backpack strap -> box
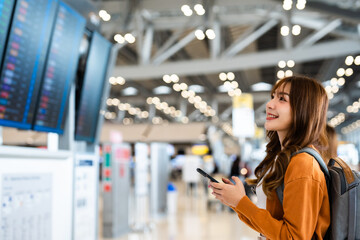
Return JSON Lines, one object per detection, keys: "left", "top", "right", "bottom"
{"left": 329, "top": 157, "right": 358, "bottom": 240}
{"left": 276, "top": 147, "right": 330, "bottom": 206}
{"left": 348, "top": 187, "right": 357, "bottom": 240}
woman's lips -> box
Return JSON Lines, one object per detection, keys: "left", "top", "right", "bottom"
{"left": 266, "top": 114, "right": 278, "bottom": 120}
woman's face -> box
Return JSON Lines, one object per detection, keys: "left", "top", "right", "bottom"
{"left": 265, "top": 83, "right": 292, "bottom": 141}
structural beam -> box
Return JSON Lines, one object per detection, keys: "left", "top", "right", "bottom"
{"left": 140, "top": 24, "right": 154, "bottom": 64}
{"left": 112, "top": 39, "right": 360, "bottom": 79}
{"left": 151, "top": 30, "right": 197, "bottom": 65}
{"left": 222, "top": 19, "right": 278, "bottom": 57}
{"left": 297, "top": 19, "right": 342, "bottom": 47}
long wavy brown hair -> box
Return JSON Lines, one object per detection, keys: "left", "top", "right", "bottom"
{"left": 246, "top": 76, "right": 329, "bottom": 198}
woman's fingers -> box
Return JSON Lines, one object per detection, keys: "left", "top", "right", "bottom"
{"left": 222, "top": 177, "right": 234, "bottom": 185}
{"left": 209, "top": 182, "right": 222, "bottom": 190}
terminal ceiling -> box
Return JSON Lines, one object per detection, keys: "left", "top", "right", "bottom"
{"left": 91, "top": 0, "right": 360, "bottom": 136}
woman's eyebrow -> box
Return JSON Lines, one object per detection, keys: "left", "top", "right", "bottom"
{"left": 277, "top": 91, "right": 290, "bottom": 96}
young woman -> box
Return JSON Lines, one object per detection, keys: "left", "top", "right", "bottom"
{"left": 210, "top": 76, "right": 330, "bottom": 239}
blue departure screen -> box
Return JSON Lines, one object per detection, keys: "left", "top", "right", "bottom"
{"left": 33, "top": 1, "right": 86, "bottom": 134}
{"left": 75, "top": 32, "right": 112, "bottom": 143}
{"left": 0, "top": 0, "right": 15, "bottom": 62}
{"left": 0, "top": 0, "right": 58, "bottom": 129}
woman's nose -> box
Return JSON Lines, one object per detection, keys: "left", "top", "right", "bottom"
{"left": 266, "top": 99, "right": 274, "bottom": 109}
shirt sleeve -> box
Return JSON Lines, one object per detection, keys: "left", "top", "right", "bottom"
{"left": 233, "top": 177, "right": 325, "bottom": 239}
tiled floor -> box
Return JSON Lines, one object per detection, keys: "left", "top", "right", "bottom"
{"left": 99, "top": 181, "right": 258, "bottom": 240}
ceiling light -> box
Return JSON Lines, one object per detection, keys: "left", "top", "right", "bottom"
{"left": 188, "top": 90, "right": 196, "bottom": 97}
{"left": 194, "top": 96, "right": 202, "bottom": 103}
{"left": 227, "top": 72, "right": 235, "bottom": 80}
{"left": 283, "top": 1, "right": 292, "bottom": 10}
{"left": 292, "top": 25, "right": 301, "bottom": 36}
{"left": 181, "top": 5, "right": 191, "bottom": 12}
{"left": 280, "top": 26, "right": 290, "bottom": 36}
{"left": 287, "top": 60, "right": 295, "bottom": 68}
{"left": 200, "top": 101, "right": 207, "bottom": 109}
{"left": 102, "top": 13, "right": 111, "bottom": 22}
{"left": 218, "top": 85, "right": 228, "bottom": 93}
{"left": 181, "top": 5, "right": 193, "bottom": 17}
{"left": 99, "top": 10, "right": 107, "bottom": 18}
{"left": 277, "top": 70, "right": 285, "bottom": 79}
{"left": 205, "top": 29, "right": 216, "bottom": 40}
{"left": 180, "top": 83, "right": 188, "bottom": 90}
{"left": 106, "top": 98, "right": 112, "bottom": 106}
{"left": 153, "top": 85, "right": 172, "bottom": 95}
{"left": 181, "top": 90, "right": 189, "bottom": 98}
{"left": 109, "top": 77, "right": 116, "bottom": 85}
{"left": 194, "top": 102, "right": 201, "bottom": 109}
{"left": 128, "top": 108, "right": 136, "bottom": 115}
{"left": 152, "top": 97, "right": 160, "bottom": 105}
{"left": 194, "top": 4, "right": 205, "bottom": 15}
{"left": 234, "top": 89, "right": 242, "bottom": 96}
{"left": 175, "top": 110, "right": 182, "bottom": 117}
{"left": 181, "top": 117, "right": 189, "bottom": 124}
{"left": 146, "top": 97, "right": 152, "bottom": 104}
{"left": 114, "top": 34, "right": 125, "bottom": 44}
{"left": 118, "top": 104, "right": 125, "bottom": 111}
{"left": 164, "top": 108, "right": 171, "bottom": 114}
{"left": 111, "top": 98, "right": 120, "bottom": 106}
{"left": 188, "top": 85, "right": 204, "bottom": 93}
{"left": 219, "top": 72, "right": 227, "bottom": 81}
{"left": 331, "top": 86, "right": 339, "bottom": 93}
{"left": 121, "top": 87, "right": 138, "bottom": 96}
{"left": 224, "top": 81, "right": 232, "bottom": 90}
{"left": 251, "top": 82, "right": 272, "bottom": 91}
{"left": 327, "top": 92, "right": 334, "bottom": 99}
{"left": 336, "top": 68, "right": 345, "bottom": 77}
{"left": 163, "top": 74, "right": 171, "bottom": 83}
{"left": 325, "top": 86, "right": 332, "bottom": 93}
{"left": 141, "top": 111, "right": 149, "bottom": 118}
{"left": 285, "top": 70, "right": 293, "bottom": 77}
{"left": 278, "top": 60, "right": 286, "bottom": 68}
{"left": 231, "top": 81, "right": 238, "bottom": 89}
{"left": 116, "top": 76, "right": 125, "bottom": 85}
{"left": 330, "top": 78, "right": 337, "bottom": 86}
{"left": 160, "top": 102, "right": 168, "bottom": 109}
{"left": 354, "top": 56, "right": 360, "bottom": 65}
{"left": 183, "top": 10, "right": 193, "bottom": 16}
{"left": 173, "top": 83, "right": 181, "bottom": 91}
{"left": 170, "top": 74, "right": 179, "bottom": 83}
{"left": 195, "top": 29, "right": 205, "bottom": 40}
{"left": 345, "top": 68, "right": 353, "bottom": 77}
{"left": 228, "top": 89, "right": 235, "bottom": 97}
{"left": 296, "top": 1, "right": 306, "bottom": 10}
{"left": 345, "top": 56, "right": 354, "bottom": 66}
{"left": 124, "top": 33, "right": 135, "bottom": 43}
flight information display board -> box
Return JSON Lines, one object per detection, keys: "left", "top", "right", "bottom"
{"left": 75, "top": 32, "right": 111, "bottom": 143}
{"left": 0, "top": 0, "right": 15, "bottom": 63}
{"left": 33, "top": 1, "right": 85, "bottom": 134}
{"left": 0, "top": 0, "right": 58, "bottom": 129}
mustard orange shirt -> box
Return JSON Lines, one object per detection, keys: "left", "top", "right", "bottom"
{"left": 233, "top": 152, "right": 330, "bottom": 239}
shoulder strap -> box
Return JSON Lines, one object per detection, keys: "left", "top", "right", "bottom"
{"left": 276, "top": 147, "right": 329, "bottom": 206}
{"left": 295, "top": 147, "right": 329, "bottom": 177}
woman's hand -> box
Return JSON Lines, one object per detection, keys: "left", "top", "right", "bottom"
{"left": 209, "top": 176, "right": 246, "bottom": 208}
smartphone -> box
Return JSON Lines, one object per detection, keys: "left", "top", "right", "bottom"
{"left": 196, "top": 168, "right": 219, "bottom": 183}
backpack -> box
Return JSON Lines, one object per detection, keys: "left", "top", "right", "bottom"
{"left": 276, "top": 147, "right": 360, "bottom": 240}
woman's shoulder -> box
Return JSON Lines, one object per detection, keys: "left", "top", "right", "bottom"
{"left": 285, "top": 152, "right": 324, "bottom": 184}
